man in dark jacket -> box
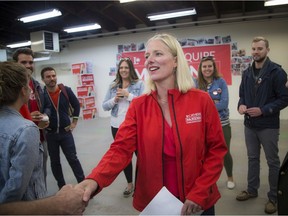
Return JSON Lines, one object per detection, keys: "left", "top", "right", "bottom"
{"left": 41, "top": 66, "right": 85, "bottom": 189}
{"left": 236, "top": 36, "right": 288, "bottom": 214}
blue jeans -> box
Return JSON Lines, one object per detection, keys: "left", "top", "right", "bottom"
{"left": 244, "top": 126, "right": 280, "bottom": 202}
{"left": 46, "top": 131, "right": 85, "bottom": 188}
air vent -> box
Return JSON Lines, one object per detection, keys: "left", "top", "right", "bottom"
{"left": 30, "top": 31, "right": 60, "bottom": 53}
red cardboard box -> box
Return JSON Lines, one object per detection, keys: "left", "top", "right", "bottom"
{"left": 77, "top": 85, "right": 94, "bottom": 97}
{"left": 83, "top": 108, "right": 97, "bottom": 120}
{"left": 81, "top": 74, "right": 94, "bottom": 85}
{"left": 72, "top": 62, "right": 93, "bottom": 75}
{"left": 84, "top": 96, "right": 95, "bottom": 109}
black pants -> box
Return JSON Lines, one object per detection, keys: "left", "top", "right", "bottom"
{"left": 46, "top": 131, "right": 85, "bottom": 189}
{"left": 111, "top": 126, "right": 133, "bottom": 184}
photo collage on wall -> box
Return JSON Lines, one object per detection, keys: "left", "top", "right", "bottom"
{"left": 111, "top": 35, "right": 253, "bottom": 80}
{"left": 109, "top": 42, "right": 146, "bottom": 76}
{"left": 71, "top": 62, "right": 97, "bottom": 120}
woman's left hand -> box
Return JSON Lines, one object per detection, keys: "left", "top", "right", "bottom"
{"left": 181, "top": 199, "right": 202, "bottom": 215}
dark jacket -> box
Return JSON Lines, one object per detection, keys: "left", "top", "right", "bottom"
{"left": 44, "top": 84, "right": 80, "bottom": 133}
{"left": 238, "top": 57, "right": 288, "bottom": 129}
{"left": 278, "top": 152, "right": 288, "bottom": 215}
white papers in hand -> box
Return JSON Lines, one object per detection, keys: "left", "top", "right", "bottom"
{"left": 140, "top": 186, "right": 183, "bottom": 215}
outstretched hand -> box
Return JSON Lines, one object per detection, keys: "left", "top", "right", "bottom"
{"left": 181, "top": 199, "right": 202, "bottom": 215}
{"left": 75, "top": 179, "right": 98, "bottom": 202}
{"left": 55, "top": 184, "right": 86, "bottom": 214}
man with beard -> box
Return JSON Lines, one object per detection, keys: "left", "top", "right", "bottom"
{"left": 236, "top": 36, "right": 288, "bottom": 214}
{"left": 41, "top": 67, "right": 85, "bottom": 189}
{"left": 13, "top": 48, "right": 51, "bottom": 186}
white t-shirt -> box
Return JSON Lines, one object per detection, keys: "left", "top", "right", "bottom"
{"left": 111, "top": 88, "right": 130, "bottom": 128}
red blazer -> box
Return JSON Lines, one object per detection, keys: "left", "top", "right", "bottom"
{"left": 87, "top": 89, "right": 227, "bottom": 211}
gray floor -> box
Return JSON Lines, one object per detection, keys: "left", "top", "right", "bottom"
{"left": 46, "top": 118, "right": 288, "bottom": 215}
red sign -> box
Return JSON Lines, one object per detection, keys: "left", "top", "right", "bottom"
{"left": 72, "top": 62, "right": 93, "bottom": 75}
{"left": 83, "top": 108, "right": 97, "bottom": 120}
{"left": 77, "top": 85, "right": 94, "bottom": 97}
{"left": 80, "top": 74, "right": 94, "bottom": 85}
{"left": 122, "top": 44, "right": 231, "bottom": 85}
{"left": 84, "top": 96, "right": 96, "bottom": 109}
{"left": 72, "top": 63, "right": 87, "bottom": 75}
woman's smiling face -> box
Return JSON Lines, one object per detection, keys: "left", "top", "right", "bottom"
{"left": 119, "top": 61, "right": 130, "bottom": 79}
{"left": 144, "top": 39, "right": 177, "bottom": 83}
{"left": 200, "top": 60, "right": 214, "bottom": 80}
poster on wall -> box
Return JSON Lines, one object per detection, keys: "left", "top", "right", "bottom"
{"left": 77, "top": 85, "right": 95, "bottom": 97}
{"left": 84, "top": 96, "right": 96, "bottom": 109}
{"left": 71, "top": 61, "right": 97, "bottom": 120}
{"left": 80, "top": 74, "right": 95, "bottom": 86}
{"left": 72, "top": 62, "right": 93, "bottom": 75}
{"left": 82, "top": 108, "right": 97, "bottom": 120}
{"left": 109, "top": 67, "right": 117, "bottom": 76}
{"left": 121, "top": 44, "right": 232, "bottom": 85}
{"left": 115, "top": 35, "right": 254, "bottom": 85}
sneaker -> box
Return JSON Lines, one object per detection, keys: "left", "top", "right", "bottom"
{"left": 227, "top": 181, "right": 235, "bottom": 189}
{"left": 236, "top": 190, "right": 258, "bottom": 201}
{"left": 265, "top": 200, "right": 277, "bottom": 214}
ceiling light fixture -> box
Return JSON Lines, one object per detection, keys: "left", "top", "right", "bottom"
{"left": 6, "top": 41, "right": 31, "bottom": 48}
{"left": 18, "top": 9, "right": 62, "bottom": 23}
{"left": 34, "top": 56, "right": 51, "bottom": 62}
{"left": 147, "top": 8, "right": 197, "bottom": 21}
{"left": 119, "top": 0, "right": 137, "bottom": 3}
{"left": 264, "top": 0, "right": 288, "bottom": 6}
{"left": 64, "top": 23, "right": 101, "bottom": 33}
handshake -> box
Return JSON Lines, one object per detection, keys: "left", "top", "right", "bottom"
{"left": 0, "top": 180, "right": 98, "bottom": 215}
{"left": 61, "top": 179, "right": 99, "bottom": 214}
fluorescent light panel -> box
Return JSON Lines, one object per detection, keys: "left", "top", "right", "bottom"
{"left": 148, "top": 8, "right": 196, "bottom": 21}
{"left": 264, "top": 0, "right": 288, "bottom": 6}
{"left": 64, "top": 23, "right": 101, "bottom": 33}
{"left": 7, "top": 41, "right": 31, "bottom": 48}
{"left": 18, "top": 9, "right": 62, "bottom": 23}
{"left": 34, "top": 56, "right": 51, "bottom": 62}
{"left": 120, "top": 0, "right": 136, "bottom": 3}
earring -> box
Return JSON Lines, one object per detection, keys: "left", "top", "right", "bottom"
{"left": 173, "top": 67, "right": 177, "bottom": 73}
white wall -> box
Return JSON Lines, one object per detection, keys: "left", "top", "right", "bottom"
{"left": 34, "top": 18, "right": 288, "bottom": 119}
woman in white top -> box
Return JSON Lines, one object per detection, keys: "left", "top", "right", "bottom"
{"left": 102, "top": 57, "right": 144, "bottom": 197}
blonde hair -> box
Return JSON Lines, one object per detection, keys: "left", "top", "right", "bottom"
{"left": 252, "top": 36, "right": 269, "bottom": 48}
{"left": 145, "top": 33, "right": 194, "bottom": 94}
